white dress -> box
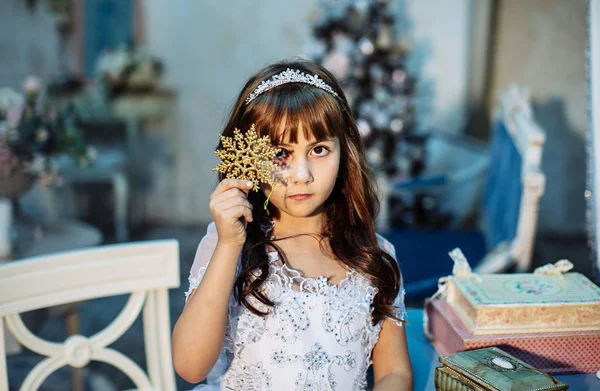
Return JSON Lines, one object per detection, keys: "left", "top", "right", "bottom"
{"left": 185, "top": 221, "right": 406, "bottom": 391}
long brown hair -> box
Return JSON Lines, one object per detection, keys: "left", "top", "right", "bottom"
{"left": 217, "top": 58, "right": 401, "bottom": 324}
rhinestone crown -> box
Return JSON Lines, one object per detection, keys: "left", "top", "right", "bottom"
{"left": 245, "top": 68, "right": 339, "bottom": 104}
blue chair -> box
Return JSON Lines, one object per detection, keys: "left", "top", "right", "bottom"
{"left": 380, "top": 85, "right": 546, "bottom": 301}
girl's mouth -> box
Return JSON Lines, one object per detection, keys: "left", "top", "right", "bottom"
{"left": 288, "top": 194, "right": 313, "bottom": 201}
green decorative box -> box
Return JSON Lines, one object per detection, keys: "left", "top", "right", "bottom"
{"left": 435, "top": 347, "right": 568, "bottom": 391}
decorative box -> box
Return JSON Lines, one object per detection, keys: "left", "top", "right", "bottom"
{"left": 445, "top": 271, "right": 600, "bottom": 333}
{"left": 435, "top": 347, "right": 568, "bottom": 391}
{"left": 426, "top": 298, "right": 600, "bottom": 374}
{"left": 424, "top": 249, "right": 600, "bottom": 374}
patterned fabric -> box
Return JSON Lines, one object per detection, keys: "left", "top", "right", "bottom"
{"left": 186, "top": 222, "right": 406, "bottom": 390}
{"left": 426, "top": 299, "right": 600, "bottom": 375}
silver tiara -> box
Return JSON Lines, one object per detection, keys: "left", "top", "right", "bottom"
{"left": 245, "top": 68, "right": 339, "bottom": 104}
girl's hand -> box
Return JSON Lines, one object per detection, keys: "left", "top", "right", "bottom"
{"left": 209, "top": 179, "right": 254, "bottom": 247}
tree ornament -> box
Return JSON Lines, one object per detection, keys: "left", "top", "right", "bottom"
{"left": 212, "top": 124, "right": 286, "bottom": 213}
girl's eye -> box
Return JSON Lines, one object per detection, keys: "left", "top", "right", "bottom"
{"left": 275, "top": 149, "right": 289, "bottom": 160}
{"left": 311, "top": 145, "right": 330, "bottom": 157}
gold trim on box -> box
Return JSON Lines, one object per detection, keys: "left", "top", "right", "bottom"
{"left": 435, "top": 366, "right": 491, "bottom": 391}
{"left": 439, "top": 356, "right": 503, "bottom": 391}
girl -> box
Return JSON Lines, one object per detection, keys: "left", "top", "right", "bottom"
{"left": 172, "top": 59, "right": 412, "bottom": 390}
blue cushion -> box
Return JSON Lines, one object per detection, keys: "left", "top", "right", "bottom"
{"left": 483, "top": 122, "right": 522, "bottom": 249}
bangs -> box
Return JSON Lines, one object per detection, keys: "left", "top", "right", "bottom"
{"left": 240, "top": 84, "right": 346, "bottom": 145}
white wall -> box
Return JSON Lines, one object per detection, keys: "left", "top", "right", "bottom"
{"left": 144, "top": 0, "right": 317, "bottom": 224}
{"left": 0, "top": 1, "right": 61, "bottom": 90}
{"left": 398, "top": 0, "right": 472, "bottom": 135}
{"left": 489, "top": 0, "right": 587, "bottom": 138}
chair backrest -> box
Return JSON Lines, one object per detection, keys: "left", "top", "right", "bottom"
{"left": 483, "top": 84, "right": 546, "bottom": 271}
{"left": 0, "top": 239, "right": 180, "bottom": 391}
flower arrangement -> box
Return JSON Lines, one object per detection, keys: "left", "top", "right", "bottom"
{"left": 0, "top": 76, "right": 92, "bottom": 196}
{"left": 95, "top": 42, "right": 164, "bottom": 97}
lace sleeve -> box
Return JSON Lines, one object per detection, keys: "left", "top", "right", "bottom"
{"left": 185, "top": 222, "right": 219, "bottom": 302}
{"left": 376, "top": 233, "right": 408, "bottom": 326}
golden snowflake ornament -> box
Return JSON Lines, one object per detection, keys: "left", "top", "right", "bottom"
{"left": 212, "top": 124, "right": 281, "bottom": 192}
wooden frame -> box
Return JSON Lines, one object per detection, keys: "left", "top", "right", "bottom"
{"left": 497, "top": 85, "right": 546, "bottom": 272}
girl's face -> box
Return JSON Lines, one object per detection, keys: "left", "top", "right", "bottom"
{"left": 261, "top": 121, "right": 340, "bottom": 219}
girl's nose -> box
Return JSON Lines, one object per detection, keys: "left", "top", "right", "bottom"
{"left": 290, "top": 156, "right": 313, "bottom": 184}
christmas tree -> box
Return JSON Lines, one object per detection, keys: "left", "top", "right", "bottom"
{"left": 306, "top": 0, "right": 451, "bottom": 229}
{"left": 305, "top": 0, "right": 423, "bottom": 177}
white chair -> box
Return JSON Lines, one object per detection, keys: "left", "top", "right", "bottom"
{"left": 0, "top": 239, "right": 180, "bottom": 391}
{"left": 476, "top": 84, "right": 546, "bottom": 273}
{"left": 379, "top": 84, "right": 546, "bottom": 300}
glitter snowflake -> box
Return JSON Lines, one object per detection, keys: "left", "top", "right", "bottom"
{"left": 212, "top": 124, "right": 282, "bottom": 192}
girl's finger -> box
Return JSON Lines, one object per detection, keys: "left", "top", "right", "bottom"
{"left": 212, "top": 178, "right": 254, "bottom": 198}
{"left": 214, "top": 196, "right": 253, "bottom": 213}
{"left": 209, "top": 189, "right": 249, "bottom": 213}
{"left": 214, "top": 188, "right": 248, "bottom": 203}
{"left": 224, "top": 205, "right": 253, "bottom": 223}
